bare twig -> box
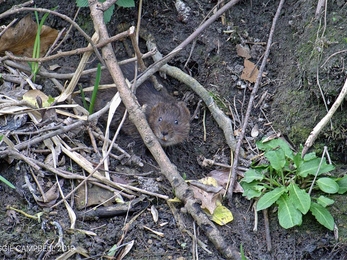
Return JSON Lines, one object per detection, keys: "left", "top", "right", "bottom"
{"left": 315, "top": 0, "right": 326, "bottom": 18}
{"left": 3, "top": 50, "right": 155, "bottom": 80}
{"left": 227, "top": 0, "right": 285, "bottom": 199}
{"left": 302, "top": 78, "right": 347, "bottom": 157}
{"left": 100, "top": 0, "right": 118, "bottom": 10}
{"left": 321, "top": 49, "right": 347, "bottom": 68}
{"left": 253, "top": 201, "right": 258, "bottom": 232}
{"left": 263, "top": 209, "right": 272, "bottom": 252}
{"left": 308, "top": 146, "right": 329, "bottom": 195}
{"left": 52, "top": 8, "right": 80, "bottom": 53}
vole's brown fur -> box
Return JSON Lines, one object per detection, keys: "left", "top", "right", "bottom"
{"left": 91, "top": 63, "right": 190, "bottom": 146}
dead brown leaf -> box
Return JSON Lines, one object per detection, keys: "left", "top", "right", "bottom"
{"left": 208, "top": 169, "right": 229, "bottom": 188}
{"left": 236, "top": 44, "right": 251, "bottom": 59}
{"left": 75, "top": 184, "right": 115, "bottom": 210}
{"left": 191, "top": 186, "right": 218, "bottom": 214}
{"left": 35, "top": 180, "right": 63, "bottom": 208}
{"left": 241, "top": 59, "right": 259, "bottom": 83}
{"left": 208, "top": 169, "right": 244, "bottom": 193}
{"left": 0, "top": 15, "right": 58, "bottom": 56}
{"left": 190, "top": 177, "right": 223, "bottom": 214}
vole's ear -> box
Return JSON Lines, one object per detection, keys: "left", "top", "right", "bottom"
{"left": 177, "top": 101, "right": 190, "bottom": 117}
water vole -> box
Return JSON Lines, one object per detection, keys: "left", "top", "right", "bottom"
{"left": 91, "top": 63, "right": 190, "bottom": 146}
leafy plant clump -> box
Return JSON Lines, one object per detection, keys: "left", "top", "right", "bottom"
{"left": 241, "top": 138, "right": 347, "bottom": 230}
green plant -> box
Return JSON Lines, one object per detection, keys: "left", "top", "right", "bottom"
{"left": 76, "top": 0, "right": 135, "bottom": 23}
{"left": 79, "top": 84, "right": 88, "bottom": 110}
{"left": 88, "top": 63, "right": 101, "bottom": 114}
{"left": 0, "top": 175, "right": 15, "bottom": 189}
{"left": 240, "top": 244, "right": 247, "bottom": 260}
{"left": 241, "top": 138, "right": 346, "bottom": 230}
{"left": 79, "top": 63, "right": 101, "bottom": 113}
{"left": 29, "top": 11, "right": 50, "bottom": 82}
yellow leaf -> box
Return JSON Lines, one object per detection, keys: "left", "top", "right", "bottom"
{"left": 210, "top": 205, "right": 233, "bottom": 225}
{"left": 199, "top": 176, "right": 218, "bottom": 186}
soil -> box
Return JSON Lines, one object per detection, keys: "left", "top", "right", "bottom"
{"left": 1, "top": 0, "right": 347, "bottom": 259}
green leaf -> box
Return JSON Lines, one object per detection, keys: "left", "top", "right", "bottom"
{"left": 277, "top": 194, "right": 302, "bottom": 229}
{"left": 89, "top": 63, "right": 101, "bottom": 114}
{"left": 257, "top": 186, "right": 286, "bottom": 211}
{"left": 316, "top": 196, "right": 334, "bottom": 207}
{"left": 79, "top": 85, "right": 88, "bottom": 110}
{"left": 316, "top": 177, "right": 339, "bottom": 194}
{"left": 0, "top": 175, "right": 15, "bottom": 189}
{"left": 252, "top": 164, "right": 269, "bottom": 172}
{"left": 265, "top": 149, "right": 285, "bottom": 172}
{"left": 76, "top": 0, "right": 88, "bottom": 7}
{"left": 47, "top": 96, "right": 55, "bottom": 105}
{"left": 117, "top": 0, "right": 135, "bottom": 7}
{"left": 257, "top": 138, "right": 294, "bottom": 160}
{"left": 240, "top": 244, "right": 247, "bottom": 260}
{"left": 293, "top": 152, "right": 303, "bottom": 168}
{"left": 241, "top": 182, "right": 264, "bottom": 200}
{"left": 303, "top": 152, "right": 317, "bottom": 161}
{"left": 320, "top": 162, "right": 335, "bottom": 174}
{"left": 107, "top": 243, "right": 118, "bottom": 257}
{"left": 288, "top": 183, "right": 311, "bottom": 214}
{"left": 103, "top": 4, "right": 115, "bottom": 23}
{"left": 297, "top": 158, "right": 334, "bottom": 177}
{"left": 31, "top": 10, "right": 50, "bottom": 82}
{"left": 310, "top": 202, "right": 334, "bottom": 230}
{"left": 241, "top": 168, "right": 265, "bottom": 183}
{"left": 337, "top": 175, "right": 347, "bottom": 194}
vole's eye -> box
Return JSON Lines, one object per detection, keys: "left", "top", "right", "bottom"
{"left": 158, "top": 117, "right": 163, "bottom": 122}
{"left": 174, "top": 120, "right": 178, "bottom": 125}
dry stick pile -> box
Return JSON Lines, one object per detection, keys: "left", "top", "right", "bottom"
{"left": 0, "top": 0, "right": 248, "bottom": 258}
{"left": 88, "top": 0, "right": 242, "bottom": 258}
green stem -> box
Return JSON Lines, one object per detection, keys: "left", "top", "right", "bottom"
{"left": 88, "top": 63, "right": 101, "bottom": 114}
{"left": 30, "top": 10, "right": 50, "bottom": 82}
